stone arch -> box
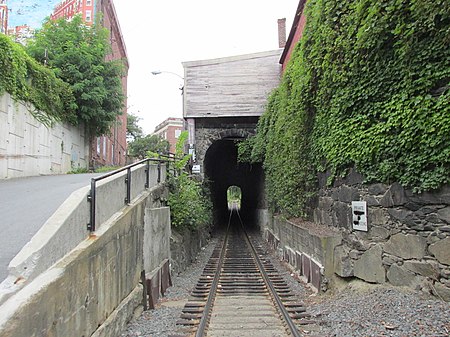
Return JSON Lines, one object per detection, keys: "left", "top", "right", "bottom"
{"left": 195, "top": 127, "right": 255, "bottom": 169}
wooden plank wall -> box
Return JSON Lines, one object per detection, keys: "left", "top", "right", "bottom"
{"left": 183, "top": 50, "right": 282, "bottom": 118}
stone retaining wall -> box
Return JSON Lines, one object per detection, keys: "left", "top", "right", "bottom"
{"left": 313, "top": 169, "right": 450, "bottom": 301}
{"left": 170, "top": 226, "right": 211, "bottom": 275}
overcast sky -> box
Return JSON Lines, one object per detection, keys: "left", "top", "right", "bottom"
{"left": 113, "top": 0, "right": 299, "bottom": 134}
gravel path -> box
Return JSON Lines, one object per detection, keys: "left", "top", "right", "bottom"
{"left": 121, "top": 232, "right": 450, "bottom": 337}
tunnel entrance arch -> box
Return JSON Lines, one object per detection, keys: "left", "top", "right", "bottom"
{"left": 204, "top": 137, "right": 264, "bottom": 228}
{"left": 227, "top": 185, "right": 242, "bottom": 211}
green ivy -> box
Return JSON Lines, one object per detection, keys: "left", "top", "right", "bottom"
{"left": 166, "top": 131, "right": 212, "bottom": 230}
{"left": 0, "top": 34, "right": 76, "bottom": 126}
{"left": 239, "top": 0, "right": 450, "bottom": 218}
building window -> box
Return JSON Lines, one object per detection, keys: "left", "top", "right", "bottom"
{"left": 85, "top": 10, "right": 92, "bottom": 22}
{"left": 86, "top": 0, "right": 92, "bottom": 5}
{"left": 97, "top": 138, "right": 101, "bottom": 154}
{"left": 103, "top": 137, "right": 107, "bottom": 159}
{"left": 175, "top": 129, "right": 181, "bottom": 138}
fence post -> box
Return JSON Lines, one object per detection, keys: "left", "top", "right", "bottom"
{"left": 125, "top": 168, "right": 132, "bottom": 204}
{"left": 87, "top": 178, "right": 96, "bottom": 231}
{"left": 157, "top": 161, "right": 161, "bottom": 183}
{"left": 145, "top": 160, "right": 150, "bottom": 188}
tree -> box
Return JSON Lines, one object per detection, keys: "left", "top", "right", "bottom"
{"left": 128, "top": 134, "right": 169, "bottom": 159}
{"left": 26, "top": 15, "right": 125, "bottom": 136}
{"left": 126, "top": 112, "right": 143, "bottom": 141}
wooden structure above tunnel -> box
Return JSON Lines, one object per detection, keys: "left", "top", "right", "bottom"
{"left": 182, "top": 49, "right": 282, "bottom": 119}
{"left": 182, "top": 50, "right": 283, "bottom": 172}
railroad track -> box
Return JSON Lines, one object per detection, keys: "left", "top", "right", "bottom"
{"left": 171, "top": 209, "right": 317, "bottom": 337}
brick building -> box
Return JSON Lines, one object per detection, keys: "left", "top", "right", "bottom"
{"left": 0, "top": 0, "right": 7, "bottom": 34}
{"left": 51, "top": 0, "right": 129, "bottom": 168}
{"left": 51, "top": 0, "right": 94, "bottom": 25}
{"left": 7, "top": 24, "right": 35, "bottom": 45}
{"left": 279, "top": 0, "right": 308, "bottom": 71}
{"left": 152, "top": 117, "right": 183, "bottom": 154}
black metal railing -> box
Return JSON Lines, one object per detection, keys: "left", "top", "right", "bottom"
{"left": 87, "top": 157, "right": 173, "bottom": 232}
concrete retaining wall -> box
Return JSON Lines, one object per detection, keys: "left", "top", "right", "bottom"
{"left": 0, "top": 93, "right": 89, "bottom": 179}
{"left": 0, "top": 163, "right": 171, "bottom": 336}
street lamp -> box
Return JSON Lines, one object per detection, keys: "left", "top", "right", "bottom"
{"left": 151, "top": 70, "right": 184, "bottom": 82}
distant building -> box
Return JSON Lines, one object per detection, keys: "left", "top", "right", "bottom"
{"left": 0, "top": 0, "right": 7, "bottom": 34}
{"left": 50, "top": 0, "right": 129, "bottom": 168}
{"left": 7, "top": 24, "right": 35, "bottom": 45}
{"left": 152, "top": 118, "right": 184, "bottom": 154}
{"left": 51, "top": 0, "right": 94, "bottom": 25}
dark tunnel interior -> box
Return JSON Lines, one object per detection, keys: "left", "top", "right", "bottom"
{"left": 204, "top": 138, "right": 264, "bottom": 229}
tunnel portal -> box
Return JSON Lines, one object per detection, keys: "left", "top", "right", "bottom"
{"left": 204, "top": 138, "right": 264, "bottom": 228}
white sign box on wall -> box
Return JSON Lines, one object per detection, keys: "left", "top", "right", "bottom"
{"left": 352, "top": 201, "right": 368, "bottom": 231}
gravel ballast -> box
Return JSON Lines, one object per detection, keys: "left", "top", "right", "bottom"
{"left": 121, "top": 234, "right": 450, "bottom": 337}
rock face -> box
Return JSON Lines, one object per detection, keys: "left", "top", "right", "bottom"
{"left": 429, "top": 238, "right": 450, "bottom": 265}
{"left": 312, "top": 172, "right": 450, "bottom": 301}
{"left": 354, "top": 245, "right": 385, "bottom": 284}
{"left": 387, "top": 264, "right": 419, "bottom": 287}
{"left": 334, "top": 245, "right": 354, "bottom": 277}
{"left": 384, "top": 234, "right": 427, "bottom": 259}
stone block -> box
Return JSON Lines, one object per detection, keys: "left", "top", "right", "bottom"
{"left": 369, "top": 209, "right": 389, "bottom": 226}
{"left": 368, "top": 183, "right": 389, "bottom": 195}
{"left": 366, "top": 195, "right": 380, "bottom": 207}
{"left": 335, "top": 168, "right": 364, "bottom": 186}
{"left": 318, "top": 197, "right": 334, "bottom": 211}
{"left": 403, "top": 261, "right": 439, "bottom": 280}
{"left": 405, "top": 185, "right": 450, "bottom": 206}
{"left": 333, "top": 245, "right": 354, "bottom": 278}
{"left": 380, "top": 182, "right": 407, "bottom": 207}
{"left": 387, "top": 264, "right": 418, "bottom": 287}
{"left": 431, "top": 282, "right": 450, "bottom": 302}
{"left": 383, "top": 233, "right": 427, "bottom": 259}
{"left": 368, "top": 226, "right": 390, "bottom": 240}
{"left": 333, "top": 201, "right": 352, "bottom": 229}
{"left": 429, "top": 238, "right": 450, "bottom": 265}
{"left": 437, "top": 207, "right": 450, "bottom": 224}
{"left": 354, "top": 245, "right": 385, "bottom": 283}
{"left": 338, "top": 185, "right": 361, "bottom": 203}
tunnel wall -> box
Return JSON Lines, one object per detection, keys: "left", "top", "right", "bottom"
{"left": 197, "top": 118, "right": 265, "bottom": 228}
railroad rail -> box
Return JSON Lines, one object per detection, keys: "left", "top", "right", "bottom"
{"left": 171, "top": 209, "right": 316, "bottom": 337}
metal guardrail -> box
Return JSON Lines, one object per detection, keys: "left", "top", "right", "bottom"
{"left": 86, "top": 157, "right": 173, "bottom": 232}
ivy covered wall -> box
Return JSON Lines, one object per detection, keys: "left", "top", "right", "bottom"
{"left": 240, "top": 0, "right": 450, "bottom": 218}
{"left": 0, "top": 34, "right": 75, "bottom": 127}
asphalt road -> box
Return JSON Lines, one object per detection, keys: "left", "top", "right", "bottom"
{"left": 0, "top": 173, "right": 102, "bottom": 282}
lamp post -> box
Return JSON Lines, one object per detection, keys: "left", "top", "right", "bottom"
{"left": 151, "top": 70, "right": 184, "bottom": 92}
{"left": 151, "top": 70, "right": 184, "bottom": 81}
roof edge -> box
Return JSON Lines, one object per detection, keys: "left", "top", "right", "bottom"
{"left": 279, "top": 0, "right": 307, "bottom": 65}
{"left": 183, "top": 49, "right": 283, "bottom": 68}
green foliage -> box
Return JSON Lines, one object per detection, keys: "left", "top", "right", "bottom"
{"left": 128, "top": 134, "right": 169, "bottom": 159}
{"left": 67, "top": 167, "right": 89, "bottom": 174}
{"left": 239, "top": 0, "right": 450, "bottom": 217}
{"left": 126, "top": 112, "right": 143, "bottom": 140}
{"left": 95, "top": 165, "right": 120, "bottom": 173}
{"left": 26, "top": 15, "right": 125, "bottom": 136}
{"left": 167, "top": 131, "right": 212, "bottom": 230}
{"left": 0, "top": 34, "right": 76, "bottom": 126}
